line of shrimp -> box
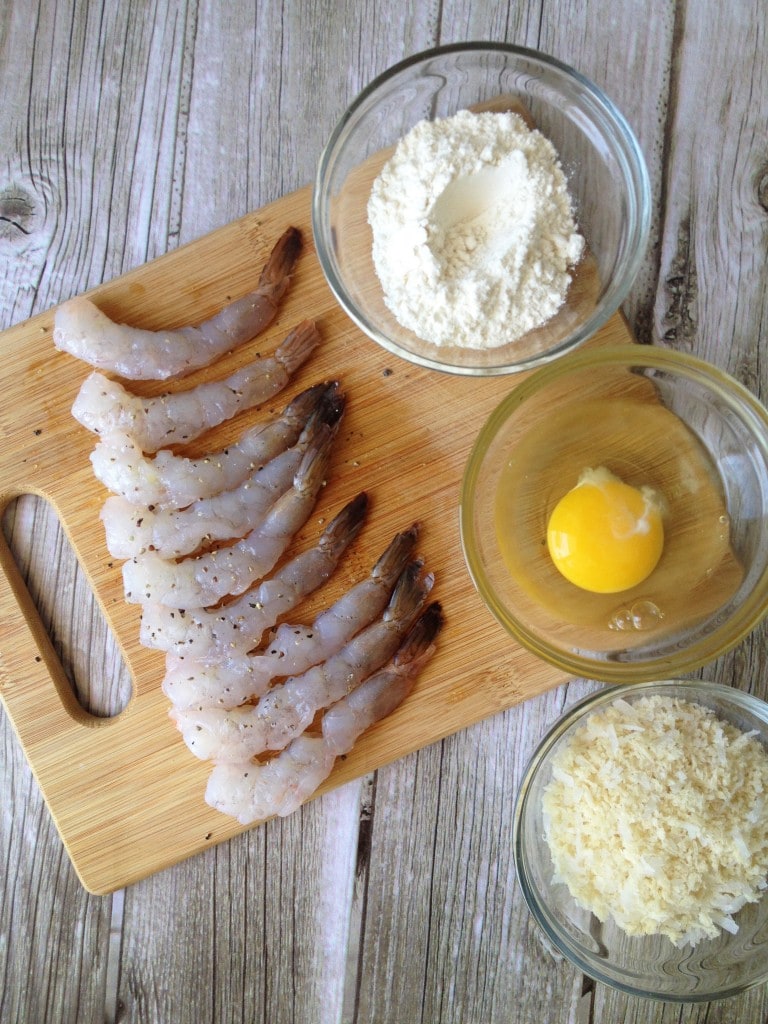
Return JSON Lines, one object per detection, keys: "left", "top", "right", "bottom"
{"left": 89, "top": 380, "right": 340, "bottom": 509}
{"left": 204, "top": 602, "right": 443, "bottom": 824}
{"left": 138, "top": 492, "right": 368, "bottom": 657}
{"left": 123, "top": 418, "right": 336, "bottom": 607}
{"left": 71, "top": 319, "right": 319, "bottom": 452}
{"left": 100, "top": 386, "right": 345, "bottom": 559}
{"left": 56, "top": 223, "right": 441, "bottom": 824}
{"left": 53, "top": 227, "right": 302, "bottom": 380}
{"left": 170, "top": 559, "right": 434, "bottom": 762}
{"left": 161, "top": 523, "right": 421, "bottom": 710}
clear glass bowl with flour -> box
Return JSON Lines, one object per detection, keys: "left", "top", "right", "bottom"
{"left": 313, "top": 43, "right": 651, "bottom": 374}
{"left": 367, "top": 109, "right": 586, "bottom": 351}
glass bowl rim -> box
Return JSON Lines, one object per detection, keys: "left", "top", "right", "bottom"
{"left": 459, "top": 344, "right": 768, "bottom": 681}
{"left": 311, "top": 41, "right": 652, "bottom": 376}
{"left": 512, "top": 678, "right": 768, "bottom": 1001}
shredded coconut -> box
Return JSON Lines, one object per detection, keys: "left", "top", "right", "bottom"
{"left": 542, "top": 694, "right": 768, "bottom": 946}
{"left": 367, "top": 109, "right": 584, "bottom": 350}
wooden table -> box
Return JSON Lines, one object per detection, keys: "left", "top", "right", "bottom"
{"left": 1, "top": 2, "right": 766, "bottom": 1021}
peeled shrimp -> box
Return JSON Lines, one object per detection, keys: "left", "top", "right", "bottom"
{"left": 139, "top": 492, "right": 368, "bottom": 656}
{"left": 101, "top": 389, "right": 345, "bottom": 559}
{"left": 170, "top": 560, "right": 434, "bottom": 762}
{"left": 90, "top": 381, "right": 340, "bottom": 509}
{"left": 204, "top": 602, "right": 443, "bottom": 823}
{"left": 123, "top": 422, "right": 334, "bottom": 607}
{"left": 54, "top": 227, "right": 302, "bottom": 380}
{"left": 162, "top": 523, "right": 420, "bottom": 710}
{"left": 102, "top": 445, "right": 296, "bottom": 560}
{"left": 72, "top": 320, "right": 319, "bottom": 452}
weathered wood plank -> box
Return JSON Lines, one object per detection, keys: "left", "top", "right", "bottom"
{"left": 537, "top": 0, "right": 677, "bottom": 345}
{"left": 2, "top": 0, "right": 767, "bottom": 1022}
{"left": 113, "top": 784, "right": 362, "bottom": 1023}
{"left": 352, "top": 686, "right": 591, "bottom": 1024}
{"left": 0, "top": 4, "right": 124, "bottom": 1022}
{"left": 0, "top": 757, "right": 114, "bottom": 1024}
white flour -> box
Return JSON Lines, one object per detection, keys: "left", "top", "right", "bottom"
{"left": 367, "top": 109, "right": 584, "bottom": 350}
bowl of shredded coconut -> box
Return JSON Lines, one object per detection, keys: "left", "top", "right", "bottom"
{"left": 312, "top": 43, "right": 650, "bottom": 374}
{"left": 513, "top": 680, "right": 768, "bottom": 1001}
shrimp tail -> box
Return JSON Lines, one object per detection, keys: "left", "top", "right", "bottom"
{"left": 275, "top": 319, "right": 320, "bottom": 375}
{"left": 257, "top": 226, "right": 302, "bottom": 297}
{"left": 261, "top": 522, "right": 421, "bottom": 668}
{"left": 313, "top": 380, "right": 346, "bottom": 431}
{"left": 322, "top": 601, "right": 444, "bottom": 752}
{"left": 283, "top": 380, "right": 337, "bottom": 427}
{"left": 197, "top": 227, "right": 303, "bottom": 346}
{"left": 383, "top": 559, "right": 434, "bottom": 627}
{"left": 319, "top": 491, "right": 368, "bottom": 556}
{"left": 371, "top": 523, "right": 421, "bottom": 585}
{"left": 292, "top": 422, "right": 334, "bottom": 498}
{"left": 299, "top": 381, "right": 345, "bottom": 443}
{"left": 392, "top": 601, "right": 444, "bottom": 670}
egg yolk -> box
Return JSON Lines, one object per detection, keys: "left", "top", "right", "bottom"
{"left": 546, "top": 467, "right": 664, "bottom": 594}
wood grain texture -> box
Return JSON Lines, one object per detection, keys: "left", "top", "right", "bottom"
{"left": 1, "top": 0, "right": 767, "bottom": 1021}
{"left": 0, "top": 182, "right": 631, "bottom": 894}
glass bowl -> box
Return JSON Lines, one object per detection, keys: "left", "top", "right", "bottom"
{"left": 513, "top": 680, "right": 768, "bottom": 1001}
{"left": 460, "top": 345, "right": 768, "bottom": 681}
{"left": 312, "top": 42, "right": 651, "bottom": 375}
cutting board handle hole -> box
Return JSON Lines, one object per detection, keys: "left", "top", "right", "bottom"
{"left": 1, "top": 494, "right": 133, "bottom": 721}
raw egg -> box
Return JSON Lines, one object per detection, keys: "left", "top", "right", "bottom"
{"left": 546, "top": 467, "right": 664, "bottom": 594}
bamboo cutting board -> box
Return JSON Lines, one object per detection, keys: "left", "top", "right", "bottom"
{"left": 0, "top": 184, "right": 632, "bottom": 894}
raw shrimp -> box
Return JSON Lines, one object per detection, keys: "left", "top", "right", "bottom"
{"left": 204, "top": 602, "right": 443, "bottom": 823}
{"left": 139, "top": 492, "right": 368, "bottom": 656}
{"left": 162, "top": 523, "right": 420, "bottom": 709}
{"left": 102, "top": 446, "right": 295, "bottom": 560}
{"left": 123, "top": 422, "right": 335, "bottom": 606}
{"left": 53, "top": 227, "right": 302, "bottom": 380}
{"left": 72, "top": 320, "right": 319, "bottom": 452}
{"left": 101, "top": 389, "right": 345, "bottom": 559}
{"left": 90, "top": 381, "right": 340, "bottom": 509}
{"left": 171, "top": 560, "right": 434, "bottom": 762}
